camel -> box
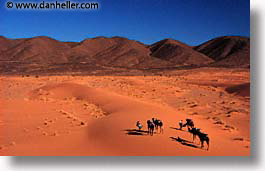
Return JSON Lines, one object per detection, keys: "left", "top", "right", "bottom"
{"left": 152, "top": 118, "right": 163, "bottom": 133}
{"left": 183, "top": 119, "right": 194, "bottom": 130}
{"left": 188, "top": 127, "right": 201, "bottom": 142}
{"left": 188, "top": 127, "right": 209, "bottom": 150}
{"left": 198, "top": 132, "right": 210, "bottom": 150}
{"left": 147, "top": 120, "right": 154, "bottom": 136}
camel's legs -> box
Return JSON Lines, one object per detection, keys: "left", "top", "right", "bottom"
{"left": 206, "top": 139, "right": 209, "bottom": 151}
{"left": 160, "top": 127, "right": 163, "bottom": 134}
{"left": 201, "top": 140, "right": 204, "bottom": 149}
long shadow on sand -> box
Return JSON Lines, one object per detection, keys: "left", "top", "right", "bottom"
{"left": 123, "top": 129, "right": 149, "bottom": 136}
{"left": 170, "top": 127, "right": 185, "bottom": 131}
{"left": 170, "top": 136, "right": 201, "bottom": 149}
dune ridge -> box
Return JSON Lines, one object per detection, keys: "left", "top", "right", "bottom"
{"left": 0, "top": 68, "right": 250, "bottom": 155}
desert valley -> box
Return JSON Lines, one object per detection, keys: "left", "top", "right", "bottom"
{"left": 0, "top": 35, "right": 250, "bottom": 156}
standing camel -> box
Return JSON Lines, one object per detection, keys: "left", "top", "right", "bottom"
{"left": 147, "top": 120, "right": 154, "bottom": 136}
{"left": 188, "top": 127, "right": 201, "bottom": 142}
{"left": 152, "top": 118, "right": 163, "bottom": 134}
{"left": 188, "top": 127, "right": 210, "bottom": 150}
{"left": 183, "top": 119, "right": 194, "bottom": 130}
{"left": 198, "top": 132, "right": 210, "bottom": 150}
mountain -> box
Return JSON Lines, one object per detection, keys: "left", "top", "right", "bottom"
{"left": 194, "top": 36, "right": 250, "bottom": 67}
{"left": 150, "top": 38, "right": 214, "bottom": 65}
{"left": 0, "top": 36, "right": 72, "bottom": 64}
{"left": 69, "top": 36, "right": 151, "bottom": 67}
{"left": 0, "top": 35, "right": 250, "bottom": 74}
{"left": 0, "top": 36, "right": 25, "bottom": 55}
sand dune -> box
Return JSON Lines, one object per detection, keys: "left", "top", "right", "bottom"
{"left": 0, "top": 68, "right": 250, "bottom": 156}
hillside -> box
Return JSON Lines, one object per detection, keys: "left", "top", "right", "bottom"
{"left": 150, "top": 38, "right": 213, "bottom": 66}
{"left": 0, "top": 36, "right": 72, "bottom": 64}
{"left": 194, "top": 36, "right": 250, "bottom": 67}
{"left": 0, "top": 35, "right": 250, "bottom": 74}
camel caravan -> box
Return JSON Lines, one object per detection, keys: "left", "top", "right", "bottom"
{"left": 182, "top": 119, "right": 210, "bottom": 150}
{"left": 136, "top": 118, "right": 163, "bottom": 136}
{"left": 136, "top": 118, "right": 210, "bottom": 150}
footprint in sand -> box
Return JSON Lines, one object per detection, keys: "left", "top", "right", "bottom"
{"left": 23, "top": 128, "right": 29, "bottom": 132}
{"left": 214, "top": 121, "right": 224, "bottom": 125}
{"left": 42, "top": 131, "right": 48, "bottom": 136}
{"left": 233, "top": 137, "right": 244, "bottom": 141}
{"left": 67, "top": 116, "right": 73, "bottom": 119}
{"left": 51, "top": 131, "right": 58, "bottom": 136}
{"left": 225, "top": 125, "right": 236, "bottom": 130}
{"left": 0, "top": 141, "right": 16, "bottom": 149}
{"left": 212, "top": 117, "right": 225, "bottom": 125}
{"left": 80, "top": 121, "right": 86, "bottom": 126}
{"left": 44, "top": 121, "right": 49, "bottom": 126}
{"left": 189, "top": 112, "right": 198, "bottom": 115}
{"left": 190, "top": 104, "right": 198, "bottom": 108}
{"left": 9, "top": 141, "right": 16, "bottom": 146}
{"left": 222, "top": 125, "right": 237, "bottom": 132}
{"left": 58, "top": 109, "right": 69, "bottom": 115}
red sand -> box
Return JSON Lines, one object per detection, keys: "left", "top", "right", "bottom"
{"left": 0, "top": 68, "right": 250, "bottom": 156}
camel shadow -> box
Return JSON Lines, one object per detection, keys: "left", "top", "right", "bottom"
{"left": 170, "top": 127, "right": 186, "bottom": 132}
{"left": 170, "top": 136, "right": 201, "bottom": 149}
{"left": 123, "top": 129, "right": 149, "bottom": 136}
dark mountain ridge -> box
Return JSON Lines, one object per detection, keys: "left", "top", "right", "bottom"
{"left": 0, "top": 35, "right": 250, "bottom": 74}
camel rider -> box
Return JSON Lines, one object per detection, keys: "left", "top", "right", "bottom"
{"left": 186, "top": 118, "right": 194, "bottom": 128}
{"left": 136, "top": 121, "right": 143, "bottom": 130}
{"left": 179, "top": 120, "right": 183, "bottom": 130}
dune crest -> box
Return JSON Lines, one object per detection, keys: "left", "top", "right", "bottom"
{"left": 0, "top": 69, "right": 250, "bottom": 155}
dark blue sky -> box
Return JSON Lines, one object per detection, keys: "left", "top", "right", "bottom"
{"left": 0, "top": 0, "right": 250, "bottom": 45}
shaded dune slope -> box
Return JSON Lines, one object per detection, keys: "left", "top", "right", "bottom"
{"left": 21, "top": 82, "right": 250, "bottom": 155}
{"left": 225, "top": 83, "right": 250, "bottom": 97}
{"left": 29, "top": 82, "right": 156, "bottom": 114}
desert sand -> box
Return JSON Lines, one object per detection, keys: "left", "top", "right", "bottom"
{"left": 0, "top": 67, "right": 250, "bottom": 156}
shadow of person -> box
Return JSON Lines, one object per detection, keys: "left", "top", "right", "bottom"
{"left": 123, "top": 129, "right": 149, "bottom": 136}
{"left": 170, "top": 127, "right": 185, "bottom": 132}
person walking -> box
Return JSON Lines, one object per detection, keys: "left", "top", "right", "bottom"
{"left": 179, "top": 120, "right": 183, "bottom": 130}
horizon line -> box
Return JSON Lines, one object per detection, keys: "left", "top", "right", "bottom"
{"left": 0, "top": 34, "right": 250, "bottom": 46}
